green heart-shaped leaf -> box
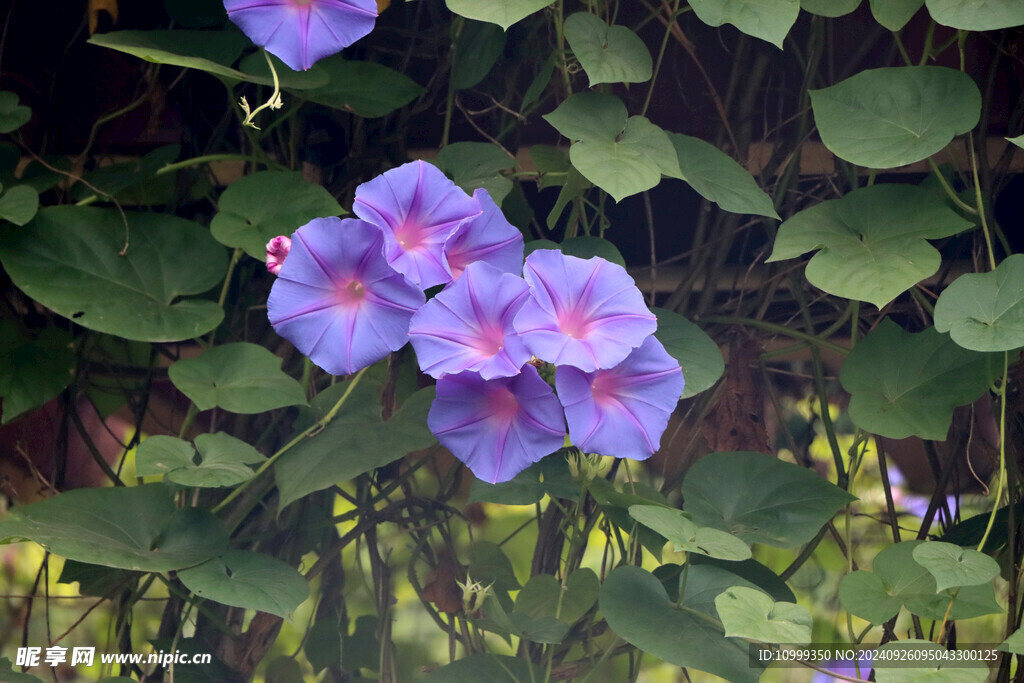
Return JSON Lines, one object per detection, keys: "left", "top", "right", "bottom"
{"left": 653, "top": 307, "right": 725, "bottom": 398}
{"left": 629, "top": 505, "right": 752, "bottom": 561}
{"left": 912, "top": 541, "right": 1000, "bottom": 592}
{"left": 0, "top": 185, "right": 39, "bottom": 225}
{"left": 177, "top": 550, "right": 308, "bottom": 619}
{"left": 445, "top": 0, "right": 552, "bottom": 29}
{"left": 681, "top": 451, "right": 855, "bottom": 547}
{"left": 934, "top": 254, "right": 1024, "bottom": 352}
{"left": 669, "top": 133, "right": 779, "bottom": 219}
{"left": 839, "top": 570, "right": 902, "bottom": 624}
{"left": 168, "top": 342, "right": 307, "bottom": 414}
{"left": 0, "top": 323, "right": 74, "bottom": 424}
{"left": 689, "top": 0, "right": 800, "bottom": 48}
{"left": 840, "top": 320, "right": 999, "bottom": 440}
{"left": 303, "top": 56, "right": 425, "bottom": 118}
{"left": 768, "top": 184, "right": 973, "bottom": 308}
{"left": 0, "top": 484, "right": 227, "bottom": 571}
{"left": 0, "top": 206, "right": 227, "bottom": 342}
{"left": 924, "top": 0, "right": 1024, "bottom": 31}
{"left": 810, "top": 66, "right": 980, "bottom": 168}
{"left": 435, "top": 142, "right": 516, "bottom": 204}
{"left": 136, "top": 433, "right": 266, "bottom": 488}
{"left": 87, "top": 30, "right": 248, "bottom": 81}
{"left": 715, "top": 586, "right": 813, "bottom": 643}
{"left": 868, "top": 0, "right": 923, "bottom": 30}
{"left": 564, "top": 12, "right": 652, "bottom": 85}
{"left": 801, "top": 0, "right": 861, "bottom": 17}
{"left": 600, "top": 566, "right": 762, "bottom": 682}
{"left": 210, "top": 171, "right": 343, "bottom": 260}
{"left": 0, "top": 91, "right": 31, "bottom": 133}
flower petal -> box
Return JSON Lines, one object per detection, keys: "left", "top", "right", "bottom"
{"left": 514, "top": 250, "right": 657, "bottom": 371}
{"left": 268, "top": 217, "right": 424, "bottom": 374}
{"left": 409, "top": 262, "right": 532, "bottom": 379}
{"left": 428, "top": 366, "right": 566, "bottom": 483}
{"left": 226, "top": 0, "right": 377, "bottom": 71}
{"left": 444, "top": 189, "right": 524, "bottom": 279}
{"left": 556, "top": 336, "right": 683, "bottom": 460}
{"left": 353, "top": 161, "right": 481, "bottom": 288}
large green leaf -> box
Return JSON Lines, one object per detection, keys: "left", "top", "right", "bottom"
{"left": 0, "top": 207, "right": 227, "bottom": 342}
{"left": 210, "top": 172, "right": 344, "bottom": 260}
{"left": 912, "top": 541, "right": 1000, "bottom": 592}
{"left": 840, "top": 320, "right": 999, "bottom": 440}
{"left": 69, "top": 145, "right": 182, "bottom": 204}
{"left": 688, "top": 0, "right": 800, "bottom": 49}
{"left": 302, "top": 56, "right": 425, "bottom": 118}
{"left": 934, "top": 254, "right": 1024, "bottom": 352}
{"left": 0, "top": 324, "right": 74, "bottom": 424}
{"left": 0, "top": 484, "right": 227, "bottom": 571}
{"left": 168, "top": 342, "right": 307, "bottom": 414}
{"left": 668, "top": 133, "right": 779, "bottom": 219}
{"left": 544, "top": 93, "right": 681, "bottom": 202}
{"left": 0, "top": 185, "right": 39, "bottom": 226}
{"left": 869, "top": 0, "right": 923, "bottom": 30}
{"left": 445, "top": 0, "right": 552, "bottom": 30}
{"left": 0, "top": 91, "right": 31, "bottom": 133}
{"left": 237, "top": 52, "right": 330, "bottom": 90}
{"left": 1000, "top": 628, "right": 1024, "bottom": 655}
{"left": 801, "top": 0, "right": 861, "bottom": 16}
{"left": 839, "top": 570, "right": 903, "bottom": 624}
{"left": 809, "top": 66, "right": 981, "bottom": 168}
{"left": 513, "top": 568, "right": 598, "bottom": 625}
{"left": 652, "top": 307, "right": 724, "bottom": 398}
{"left": 564, "top": 12, "right": 652, "bottom": 86}
{"left": 872, "top": 541, "right": 1001, "bottom": 621}
{"left": 874, "top": 641, "right": 990, "bottom": 682}
{"left": 275, "top": 383, "right": 436, "bottom": 510}
{"left": 451, "top": 20, "right": 506, "bottom": 91}
{"left": 136, "top": 432, "right": 266, "bottom": 488}
{"left": 177, "top": 550, "right": 308, "bottom": 619}
{"left": 600, "top": 566, "right": 763, "bottom": 682}
{"left": 767, "top": 184, "right": 973, "bottom": 308}
{"left": 715, "top": 586, "right": 813, "bottom": 643}
{"left": 681, "top": 451, "right": 855, "bottom": 547}
{"left": 0, "top": 658, "right": 43, "bottom": 682}
{"left": 628, "top": 505, "right": 752, "bottom": 561}
{"left": 434, "top": 142, "right": 516, "bottom": 204}
{"left": 87, "top": 30, "right": 248, "bottom": 81}
{"left": 467, "top": 541, "right": 521, "bottom": 592}
{"left": 924, "top": 0, "right": 1024, "bottom": 31}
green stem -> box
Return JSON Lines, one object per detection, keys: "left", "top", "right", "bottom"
{"left": 978, "top": 351, "right": 1009, "bottom": 553}
{"left": 926, "top": 157, "right": 978, "bottom": 215}
{"left": 211, "top": 367, "right": 368, "bottom": 515}
{"left": 640, "top": 0, "right": 679, "bottom": 117}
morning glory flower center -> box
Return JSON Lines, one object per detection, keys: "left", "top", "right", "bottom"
{"left": 487, "top": 387, "right": 520, "bottom": 422}
{"left": 292, "top": 0, "right": 313, "bottom": 6}
{"left": 559, "top": 308, "right": 590, "bottom": 339}
{"left": 395, "top": 222, "right": 424, "bottom": 250}
{"left": 337, "top": 279, "right": 367, "bottom": 306}
{"left": 590, "top": 373, "right": 620, "bottom": 405}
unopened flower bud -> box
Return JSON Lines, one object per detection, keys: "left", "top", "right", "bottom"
{"left": 266, "top": 235, "right": 292, "bottom": 275}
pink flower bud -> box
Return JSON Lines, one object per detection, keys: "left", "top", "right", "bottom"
{"left": 266, "top": 236, "right": 292, "bottom": 275}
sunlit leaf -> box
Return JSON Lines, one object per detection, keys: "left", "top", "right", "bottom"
{"left": 912, "top": 541, "right": 1000, "bottom": 592}
{"left": 767, "top": 184, "right": 973, "bottom": 308}
{"left": 629, "top": 505, "right": 752, "bottom": 560}
{"left": 874, "top": 641, "right": 990, "bottom": 682}
{"left": 934, "top": 254, "right": 1024, "bottom": 352}
{"left": 715, "top": 586, "right": 813, "bottom": 643}
{"left": 840, "top": 320, "right": 999, "bottom": 440}
{"left": 0, "top": 207, "right": 227, "bottom": 342}
{"left": 810, "top": 66, "right": 980, "bottom": 168}
{"left": 839, "top": 570, "right": 902, "bottom": 624}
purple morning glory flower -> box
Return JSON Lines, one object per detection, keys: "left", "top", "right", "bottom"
{"left": 428, "top": 366, "right": 566, "bottom": 484}
{"left": 266, "top": 235, "right": 291, "bottom": 275}
{"left": 514, "top": 250, "right": 657, "bottom": 372}
{"left": 556, "top": 335, "right": 683, "bottom": 460}
{"left": 444, "top": 189, "right": 524, "bottom": 279}
{"left": 224, "top": 0, "right": 378, "bottom": 72}
{"left": 353, "top": 161, "right": 482, "bottom": 289}
{"left": 267, "top": 217, "right": 425, "bottom": 375}
{"left": 408, "top": 262, "right": 532, "bottom": 380}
